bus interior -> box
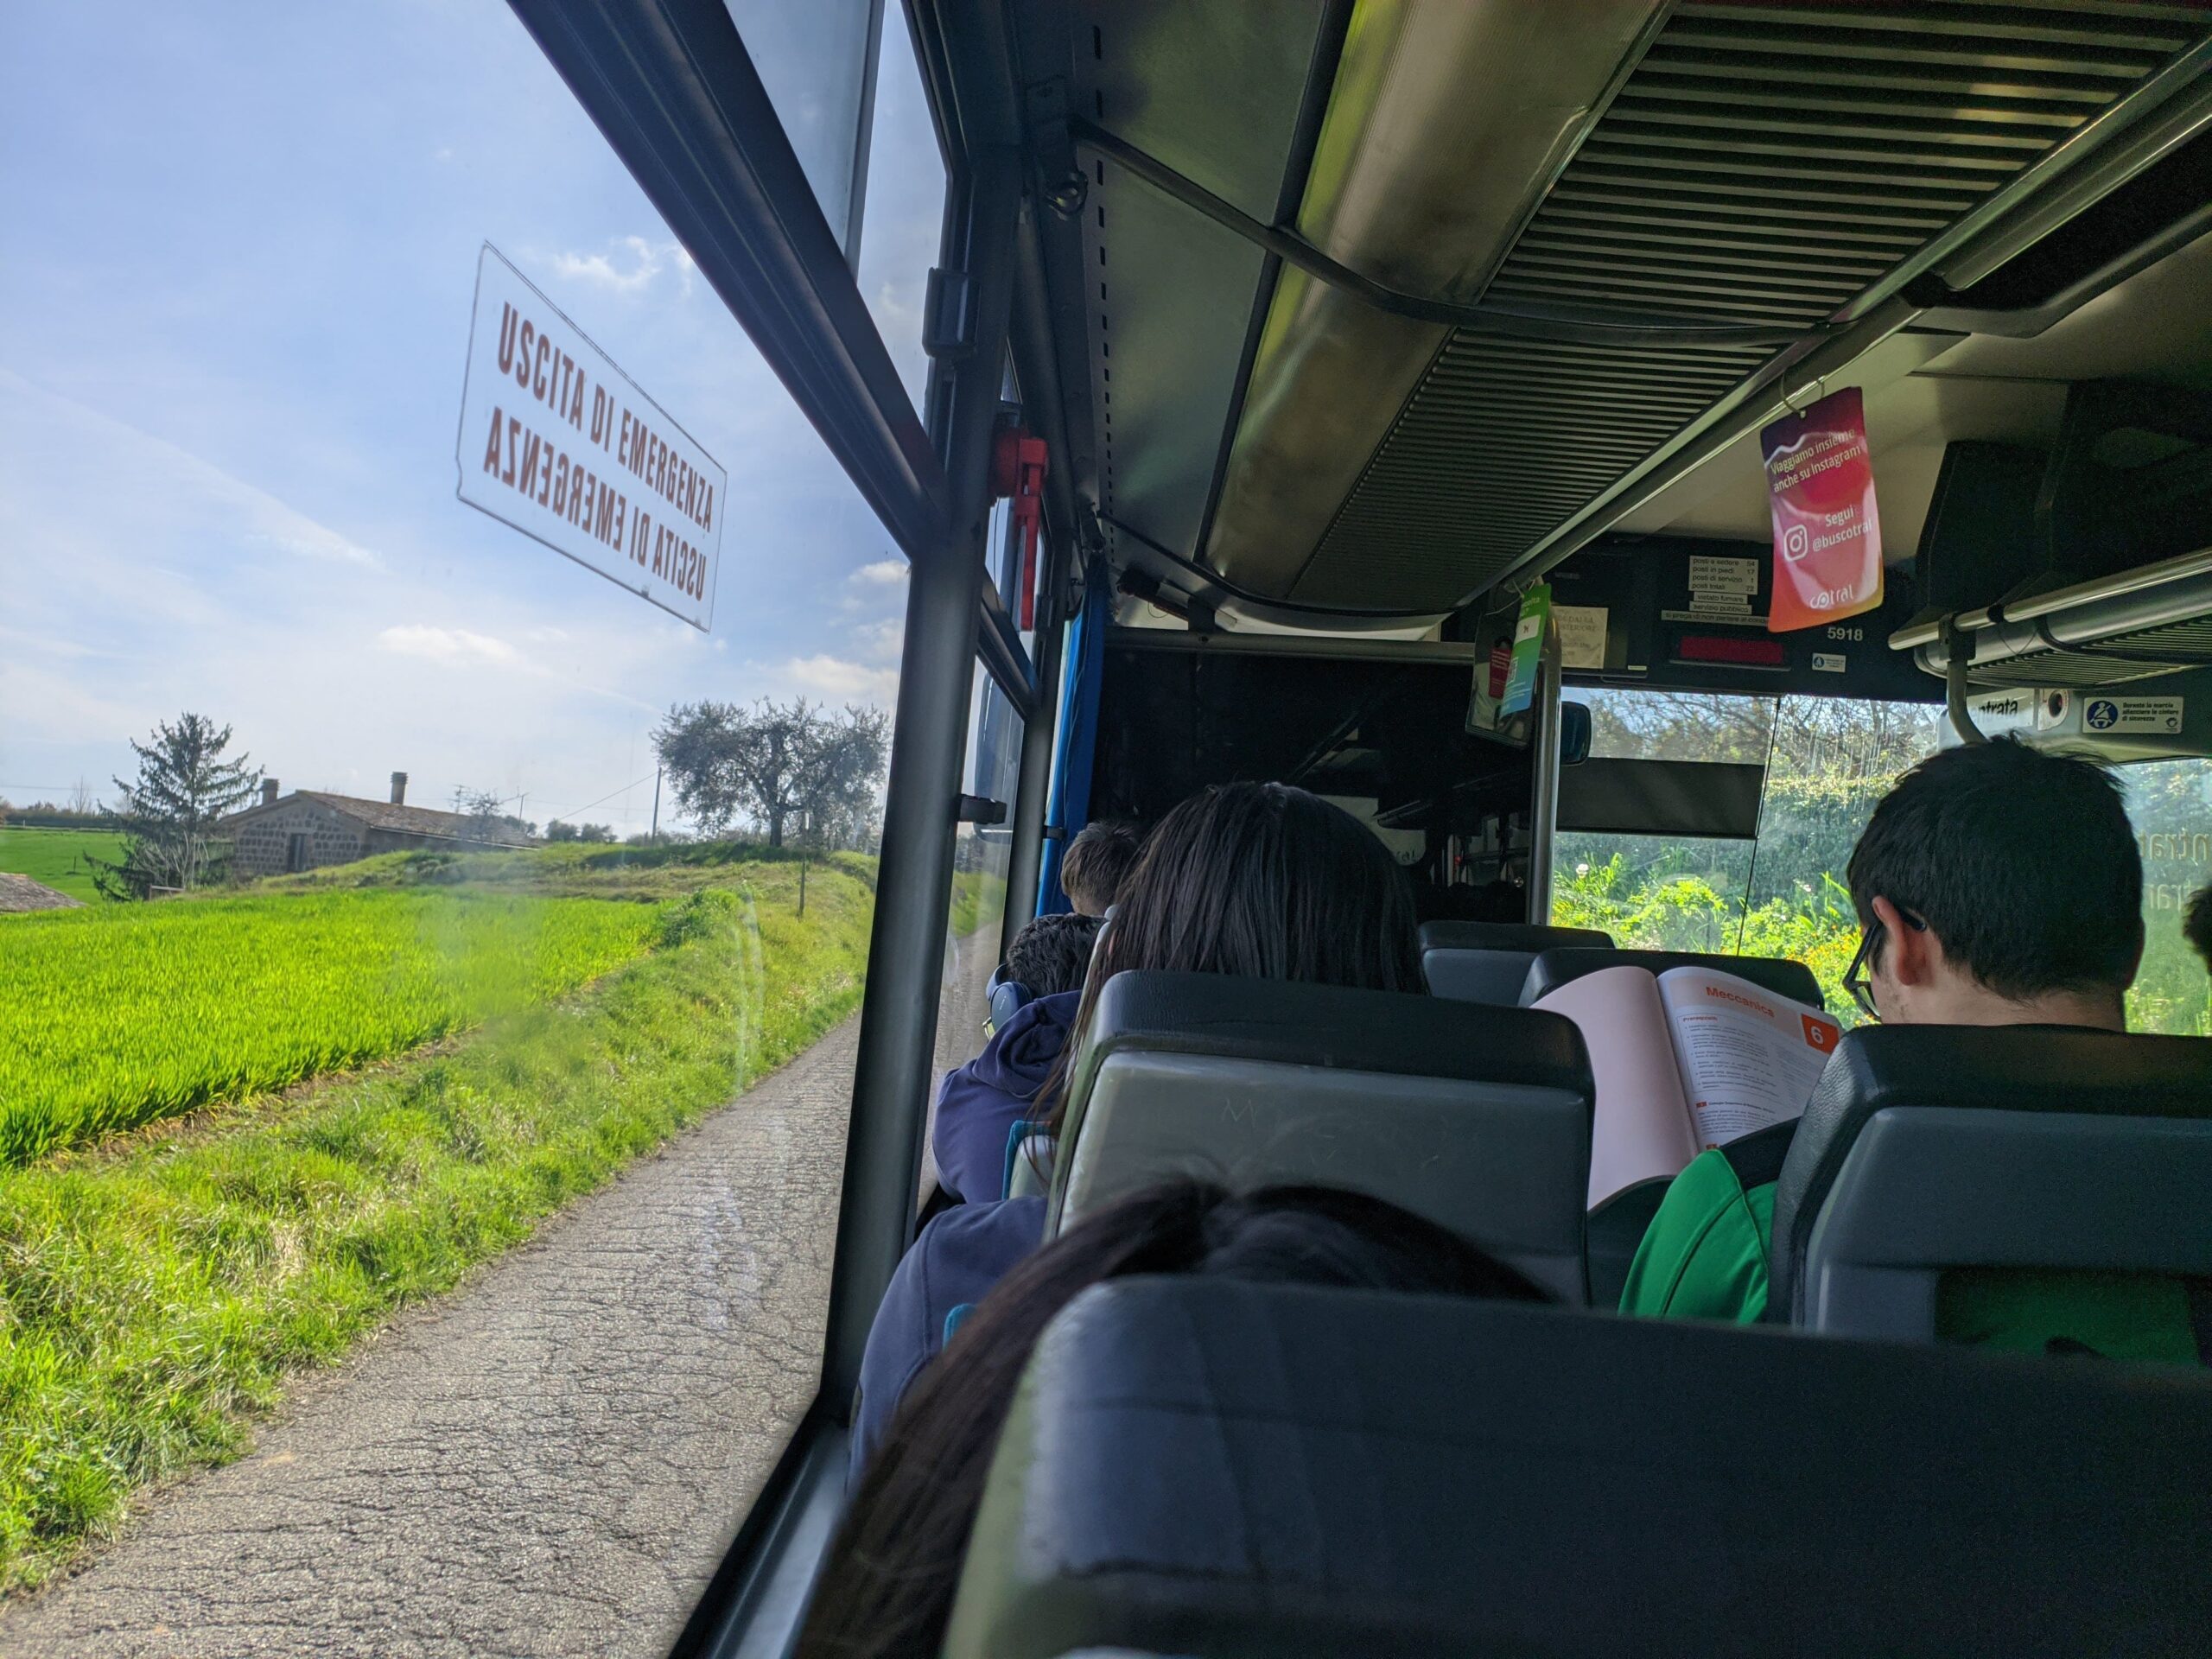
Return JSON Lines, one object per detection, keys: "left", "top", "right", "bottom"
{"left": 10, "top": 3, "right": 2212, "bottom": 1656}
{"left": 550, "top": 4, "right": 2212, "bottom": 1653}
{"left": 532, "top": 2, "right": 2212, "bottom": 1653}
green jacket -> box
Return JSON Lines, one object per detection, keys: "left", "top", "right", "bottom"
{"left": 1620, "top": 1146, "right": 2204, "bottom": 1364}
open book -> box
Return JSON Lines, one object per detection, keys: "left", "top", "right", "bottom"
{"left": 1533, "top": 963, "right": 1843, "bottom": 1206}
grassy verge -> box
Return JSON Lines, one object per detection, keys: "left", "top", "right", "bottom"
{"left": 0, "top": 828, "right": 125, "bottom": 905}
{"left": 0, "top": 857, "right": 873, "bottom": 1593}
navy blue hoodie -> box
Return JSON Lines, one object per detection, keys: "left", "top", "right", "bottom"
{"left": 930, "top": 988, "right": 1081, "bottom": 1203}
{"left": 850, "top": 1194, "right": 1045, "bottom": 1475}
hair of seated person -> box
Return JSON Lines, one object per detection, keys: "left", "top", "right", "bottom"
{"left": 1033, "top": 782, "right": 1419, "bottom": 1135}
{"left": 1846, "top": 736, "right": 2143, "bottom": 1001}
{"left": 2186, "top": 884, "right": 2212, "bottom": 976}
{"left": 1000, "top": 911, "right": 1105, "bottom": 1002}
{"left": 793, "top": 1180, "right": 1548, "bottom": 1659}
{"left": 1058, "top": 816, "right": 1146, "bottom": 915}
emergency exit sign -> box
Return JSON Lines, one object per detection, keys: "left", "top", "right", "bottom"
{"left": 455, "top": 245, "right": 724, "bottom": 631}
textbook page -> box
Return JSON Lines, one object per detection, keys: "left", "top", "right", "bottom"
{"left": 1533, "top": 965, "right": 1699, "bottom": 1205}
{"left": 1654, "top": 967, "right": 1841, "bottom": 1149}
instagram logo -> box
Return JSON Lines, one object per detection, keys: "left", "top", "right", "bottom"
{"left": 1782, "top": 523, "right": 1810, "bottom": 562}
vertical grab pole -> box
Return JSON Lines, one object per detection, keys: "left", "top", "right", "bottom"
{"left": 823, "top": 148, "right": 1023, "bottom": 1413}
{"left": 1527, "top": 619, "right": 1564, "bottom": 925}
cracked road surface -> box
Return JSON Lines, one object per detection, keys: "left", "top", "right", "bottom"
{"left": 3, "top": 1017, "right": 863, "bottom": 1659}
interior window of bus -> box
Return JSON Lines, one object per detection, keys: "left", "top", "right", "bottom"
{"left": 0, "top": 4, "right": 939, "bottom": 1651}
{"left": 929, "top": 639, "right": 1024, "bottom": 1180}
{"left": 1556, "top": 690, "right": 1942, "bottom": 1020}
{"left": 2116, "top": 758, "right": 2212, "bottom": 1037}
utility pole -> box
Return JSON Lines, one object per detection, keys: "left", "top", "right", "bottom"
{"left": 650, "top": 765, "right": 663, "bottom": 842}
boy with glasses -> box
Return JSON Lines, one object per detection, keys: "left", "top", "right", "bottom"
{"left": 1620, "top": 739, "right": 2193, "bottom": 1358}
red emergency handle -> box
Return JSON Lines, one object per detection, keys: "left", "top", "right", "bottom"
{"left": 989, "top": 425, "right": 1050, "bottom": 630}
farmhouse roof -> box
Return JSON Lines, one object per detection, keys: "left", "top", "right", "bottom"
{"left": 0, "top": 872, "right": 85, "bottom": 912}
{"left": 221, "top": 791, "right": 534, "bottom": 849}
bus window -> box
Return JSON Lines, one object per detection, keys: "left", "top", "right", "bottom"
{"left": 1554, "top": 690, "right": 1772, "bottom": 957}
{"left": 1557, "top": 690, "right": 1942, "bottom": 1020}
{"left": 2117, "top": 759, "right": 2212, "bottom": 1037}
{"left": 929, "top": 658, "right": 1023, "bottom": 1140}
{"left": 0, "top": 2, "right": 940, "bottom": 1648}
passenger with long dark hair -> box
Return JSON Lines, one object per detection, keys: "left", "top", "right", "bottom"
{"left": 849, "top": 782, "right": 1420, "bottom": 1471}
{"left": 801, "top": 1180, "right": 1547, "bottom": 1659}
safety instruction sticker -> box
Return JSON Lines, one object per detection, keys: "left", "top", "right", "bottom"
{"left": 2083, "top": 696, "right": 2183, "bottom": 735}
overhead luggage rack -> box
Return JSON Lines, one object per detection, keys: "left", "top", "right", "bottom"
{"left": 1891, "top": 543, "right": 2212, "bottom": 688}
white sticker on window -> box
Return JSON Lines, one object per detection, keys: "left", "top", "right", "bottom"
{"left": 1554, "top": 605, "right": 1608, "bottom": 671}
{"left": 1688, "top": 555, "right": 1760, "bottom": 596}
{"left": 1811, "top": 652, "right": 1846, "bottom": 673}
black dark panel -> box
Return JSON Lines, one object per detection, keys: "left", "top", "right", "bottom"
{"left": 1557, "top": 757, "right": 1764, "bottom": 840}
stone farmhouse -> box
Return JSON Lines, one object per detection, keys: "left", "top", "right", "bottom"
{"left": 221, "top": 772, "right": 534, "bottom": 878}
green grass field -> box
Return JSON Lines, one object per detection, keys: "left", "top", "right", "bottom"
{"left": 0, "top": 827, "right": 127, "bottom": 904}
{"left": 0, "top": 890, "right": 661, "bottom": 1165}
{"left": 0, "top": 844, "right": 874, "bottom": 1591}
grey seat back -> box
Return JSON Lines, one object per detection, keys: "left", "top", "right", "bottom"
{"left": 1521, "top": 944, "right": 1822, "bottom": 1007}
{"left": 946, "top": 1279, "right": 2212, "bottom": 1659}
{"left": 1418, "top": 920, "right": 1611, "bottom": 1005}
{"left": 1046, "top": 971, "right": 1595, "bottom": 1301}
{"left": 1772, "top": 1024, "right": 2212, "bottom": 1335}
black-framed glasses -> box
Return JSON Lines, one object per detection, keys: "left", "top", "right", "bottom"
{"left": 1842, "top": 908, "right": 1926, "bottom": 1020}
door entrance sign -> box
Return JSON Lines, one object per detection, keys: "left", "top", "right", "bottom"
{"left": 456, "top": 245, "right": 723, "bottom": 631}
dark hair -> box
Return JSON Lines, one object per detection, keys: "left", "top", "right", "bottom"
{"left": 2186, "top": 884, "right": 2212, "bottom": 974}
{"left": 1001, "top": 912, "right": 1103, "bottom": 1001}
{"left": 1847, "top": 738, "right": 2142, "bottom": 999}
{"left": 794, "top": 1181, "right": 1546, "bottom": 1659}
{"left": 1058, "top": 817, "right": 1145, "bottom": 915}
{"left": 1038, "top": 783, "right": 1418, "bottom": 1132}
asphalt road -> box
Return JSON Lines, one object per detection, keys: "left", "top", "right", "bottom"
{"left": 3, "top": 1017, "right": 864, "bottom": 1659}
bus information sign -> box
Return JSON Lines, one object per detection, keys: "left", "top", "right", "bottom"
{"left": 1759, "top": 385, "right": 1882, "bottom": 633}
{"left": 456, "top": 245, "right": 723, "bottom": 631}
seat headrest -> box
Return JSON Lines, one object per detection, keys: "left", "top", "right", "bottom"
{"left": 1067, "top": 969, "right": 1591, "bottom": 1096}
{"left": 1521, "top": 945, "right": 1821, "bottom": 1008}
{"left": 1052, "top": 972, "right": 1594, "bottom": 1300}
{"left": 1417, "top": 920, "right": 1613, "bottom": 955}
{"left": 1771, "top": 1024, "right": 2212, "bottom": 1319}
{"left": 945, "top": 1277, "right": 2212, "bottom": 1659}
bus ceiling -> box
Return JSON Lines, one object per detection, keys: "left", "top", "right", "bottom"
{"left": 969, "top": 1, "right": 2212, "bottom": 633}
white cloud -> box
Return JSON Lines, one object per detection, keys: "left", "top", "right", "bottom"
{"left": 777, "top": 653, "right": 900, "bottom": 706}
{"left": 375, "top": 625, "right": 524, "bottom": 667}
{"left": 549, "top": 235, "right": 694, "bottom": 296}
{"left": 851, "top": 618, "right": 903, "bottom": 664}
{"left": 847, "top": 556, "right": 908, "bottom": 587}
{"left": 1, "top": 368, "right": 379, "bottom": 568}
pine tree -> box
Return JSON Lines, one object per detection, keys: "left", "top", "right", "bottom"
{"left": 92, "top": 713, "right": 263, "bottom": 899}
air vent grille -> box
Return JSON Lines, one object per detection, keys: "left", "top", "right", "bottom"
{"left": 1294, "top": 1, "right": 2209, "bottom": 612}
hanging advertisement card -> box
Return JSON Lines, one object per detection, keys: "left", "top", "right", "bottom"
{"left": 1500, "top": 584, "right": 1551, "bottom": 716}
{"left": 1759, "top": 385, "right": 1882, "bottom": 632}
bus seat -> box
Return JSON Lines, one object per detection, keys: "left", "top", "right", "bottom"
{"left": 1585, "top": 1176, "right": 1672, "bottom": 1308}
{"left": 1520, "top": 945, "right": 1822, "bottom": 1008}
{"left": 943, "top": 1278, "right": 2212, "bottom": 1659}
{"left": 1418, "top": 920, "right": 1612, "bottom": 1005}
{"left": 1047, "top": 971, "right": 1594, "bottom": 1303}
{"left": 1771, "top": 1025, "right": 2212, "bottom": 1338}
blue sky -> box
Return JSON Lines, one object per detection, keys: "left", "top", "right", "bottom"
{"left": 0, "top": 2, "right": 941, "bottom": 833}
